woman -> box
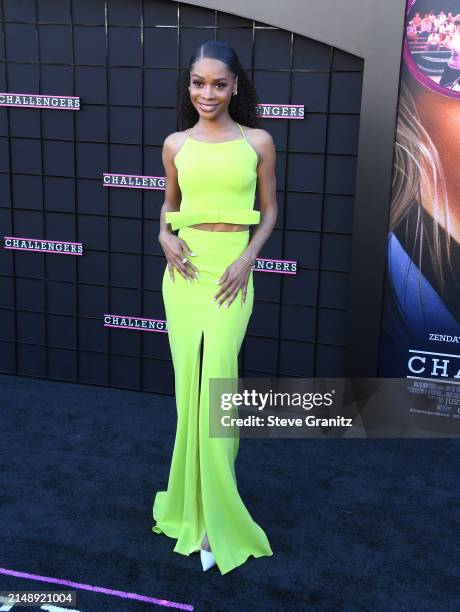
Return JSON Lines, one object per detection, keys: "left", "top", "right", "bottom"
{"left": 412, "top": 11, "right": 422, "bottom": 31}
{"left": 427, "top": 29, "right": 441, "bottom": 50}
{"left": 407, "top": 20, "right": 418, "bottom": 42}
{"left": 418, "top": 13, "right": 433, "bottom": 40}
{"left": 152, "top": 40, "right": 277, "bottom": 574}
{"left": 439, "top": 14, "right": 460, "bottom": 87}
{"left": 379, "top": 27, "right": 460, "bottom": 376}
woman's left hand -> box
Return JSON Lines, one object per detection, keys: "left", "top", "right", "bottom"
{"left": 213, "top": 257, "right": 253, "bottom": 308}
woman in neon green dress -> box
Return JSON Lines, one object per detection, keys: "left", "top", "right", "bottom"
{"left": 152, "top": 40, "right": 278, "bottom": 575}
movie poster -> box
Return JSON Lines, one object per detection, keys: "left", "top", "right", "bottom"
{"left": 378, "top": 0, "right": 460, "bottom": 425}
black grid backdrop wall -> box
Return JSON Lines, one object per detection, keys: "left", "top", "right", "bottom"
{"left": 0, "top": 0, "right": 364, "bottom": 394}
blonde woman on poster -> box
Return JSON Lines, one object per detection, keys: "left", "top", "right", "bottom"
{"left": 380, "top": 1, "right": 460, "bottom": 375}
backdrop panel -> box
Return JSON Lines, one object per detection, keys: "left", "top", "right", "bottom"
{"left": 0, "top": 0, "right": 363, "bottom": 393}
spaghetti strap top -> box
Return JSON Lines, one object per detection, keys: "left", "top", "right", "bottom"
{"left": 165, "top": 122, "right": 260, "bottom": 231}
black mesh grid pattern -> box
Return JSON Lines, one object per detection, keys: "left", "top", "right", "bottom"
{"left": 0, "top": 0, "right": 364, "bottom": 393}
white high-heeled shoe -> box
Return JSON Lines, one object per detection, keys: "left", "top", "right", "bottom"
{"left": 200, "top": 548, "right": 216, "bottom": 571}
{"left": 200, "top": 532, "right": 216, "bottom": 571}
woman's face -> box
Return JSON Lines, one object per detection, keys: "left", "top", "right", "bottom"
{"left": 188, "top": 58, "right": 235, "bottom": 118}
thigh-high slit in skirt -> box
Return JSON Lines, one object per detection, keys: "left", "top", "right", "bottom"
{"left": 152, "top": 226, "right": 273, "bottom": 575}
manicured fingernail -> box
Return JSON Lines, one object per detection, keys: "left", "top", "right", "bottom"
{"left": 212, "top": 297, "right": 216, "bottom": 302}
{"left": 190, "top": 252, "right": 196, "bottom": 256}
{"left": 225, "top": 303, "right": 229, "bottom": 309}
{"left": 186, "top": 278, "right": 190, "bottom": 283}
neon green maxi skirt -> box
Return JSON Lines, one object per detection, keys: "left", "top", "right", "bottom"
{"left": 152, "top": 226, "right": 273, "bottom": 575}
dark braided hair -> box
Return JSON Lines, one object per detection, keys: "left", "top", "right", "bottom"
{"left": 177, "top": 40, "right": 260, "bottom": 131}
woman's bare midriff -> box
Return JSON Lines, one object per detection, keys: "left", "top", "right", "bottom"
{"left": 189, "top": 223, "right": 249, "bottom": 232}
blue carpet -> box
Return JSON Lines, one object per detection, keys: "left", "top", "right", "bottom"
{"left": 0, "top": 373, "right": 458, "bottom": 611}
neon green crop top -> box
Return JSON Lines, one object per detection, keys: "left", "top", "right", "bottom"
{"left": 165, "top": 122, "right": 260, "bottom": 231}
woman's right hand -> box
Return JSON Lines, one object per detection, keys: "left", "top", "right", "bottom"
{"left": 158, "top": 230, "right": 199, "bottom": 282}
